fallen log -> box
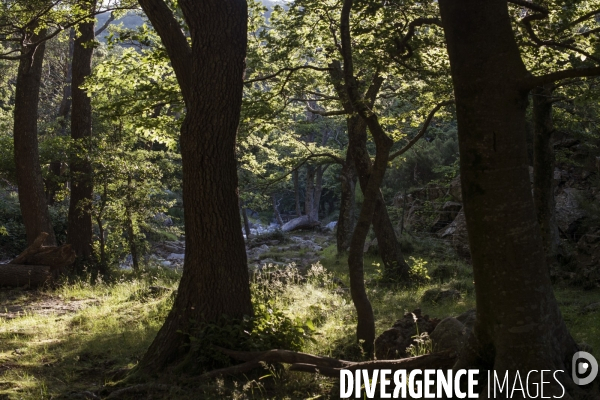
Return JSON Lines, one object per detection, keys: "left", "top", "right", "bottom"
{"left": 200, "top": 347, "right": 457, "bottom": 380}
{"left": 11, "top": 232, "right": 76, "bottom": 268}
{"left": 0, "top": 264, "right": 53, "bottom": 287}
{"left": 0, "top": 232, "right": 75, "bottom": 287}
{"left": 281, "top": 216, "right": 320, "bottom": 232}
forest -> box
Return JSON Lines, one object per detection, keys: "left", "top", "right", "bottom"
{"left": 0, "top": 0, "right": 599, "bottom": 399}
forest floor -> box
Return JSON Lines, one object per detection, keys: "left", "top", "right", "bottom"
{"left": 0, "top": 231, "right": 599, "bottom": 399}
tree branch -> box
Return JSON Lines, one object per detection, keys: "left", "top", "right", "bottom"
{"left": 389, "top": 100, "right": 454, "bottom": 162}
{"left": 244, "top": 66, "right": 332, "bottom": 84}
{"left": 95, "top": 12, "right": 115, "bottom": 36}
{"left": 306, "top": 104, "right": 347, "bottom": 117}
{"left": 138, "top": 0, "right": 192, "bottom": 102}
{"left": 524, "top": 67, "right": 600, "bottom": 89}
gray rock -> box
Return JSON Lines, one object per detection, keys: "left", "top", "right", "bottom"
{"left": 421, "top": 288, "right": 461, "bottom": 304}
{"left": 160, "top": 261, "right": 173, "bottom": 268}
{"left": 167, "top": 253, "right": 185, "bottom": 260}
{"left": 583, "top": 302, "right": 600, "bottom": 313}
{"left": 324, "top": 221, "right": 338, "bottom": 231}
{"left": 430, "top": 317, "right": 468, "bottom": 352}
{"left": 456, "top": 309, "right": 476, "bottom": 329}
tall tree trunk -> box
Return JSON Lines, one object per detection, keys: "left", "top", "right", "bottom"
{"left": 532, "top": 85, "right": 560, "bottom": 268}
{"left": 240, "top": 199, "right": 251, "bottom": 238}
{"left": 311, "top": 165, "right": 325, "bottom": 221}
{"left": 348, "top": 115, "right": 409, "bottom": 278}
{"left": 14, "top": 32, "right": 57, "bottom": 247}
{"left": 337, "top": 150, "right": 356, "bottom": 253}
{"left": 440, "top": 0, "right": 578, "bottom": 393}
{"left": 67, "top": 3, "right": 95, "bottom": 261}
{"left": 293, "top": 169, "right": 302, "bottom": 217}
{"left": 47, "top": 28, "right": 75, "bottom": 206}
{"left": 304, "top": 164, "right": 316, "bottom": 221}
{"left": 137, "top": 0, "right": 252, "bottom": 373}
{"left": 329, "top": 71, "right": 409, "bottom": 279}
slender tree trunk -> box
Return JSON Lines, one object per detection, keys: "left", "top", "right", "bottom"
{"left": 14, "top": 32, "right": 57, "bottom": 247}
{"left": 272, "top": 195, "right": 284, "bottom": 226}
{"left": 440, "top": 0, "right": 578, "bottom": 393}
{"left": 348, "top": 116, "right": 409, "bottom": 278}
{"left": 137, "top": 0, "right": 252, "bottom": 373}
{"left": 305, "top": 164, "right": 316, "bottom": 221}
{"left": 532, "top": 85, "right": 560, "bottom": 268}
{"left": 47, "top": 28, "right": 75, "bottom": 206}
{"left": 311, "top": 165, "right": 325, "bottom": 221}
{"left": 337, "top": 150, "right": 356, "bottom": 253}
{"left": 329, "top": 70, "right": 409, "bottom": 278}
{"left": 67, "top": 3, "right": 95, "bottom": 261}
{"left": 240, "top": 200, "right": 251, "bottom": 238}
{"left": 293, "top": 169, "right": 302, "bottom": 217}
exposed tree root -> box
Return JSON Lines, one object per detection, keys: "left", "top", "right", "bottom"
{"left": 200, "top": 347, "right": 457, "bottom": 379}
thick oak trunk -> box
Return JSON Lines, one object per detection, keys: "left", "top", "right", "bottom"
{"left": 439, "top": 0, "right": 578, "bottom": 393}
{"left": 14, "top": 33, "right": 56, "bottom": 247}
{"left": 137, "top": 0, "right": 252, "bottom": 373}
{"left": 67, "top": 4, "right": 95, "bottom": 261}
{"left": 532, "top": 85, "right": 561, "bottom": 268}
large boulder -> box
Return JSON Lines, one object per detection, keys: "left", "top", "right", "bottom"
{"left": 375, "top": 309, "right": 440, "bottom": 360}
{"left": 430, "top": 309, "right": 475, "bottom": 353}
{"left": 421, "top": 288, "right": 462, "bottom": 304}
{"left": 430, "top": 201, "right": 463, "bottom": 232}
{"left": 439, "top": 210, "right": 471, "bottom": 258}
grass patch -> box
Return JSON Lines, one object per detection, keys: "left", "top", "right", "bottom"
{"left": 0, "top": 236, "right": 597, "bottom": 399}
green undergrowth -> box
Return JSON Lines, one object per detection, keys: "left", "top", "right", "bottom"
{"left": 0, "top": 241, "right": 598, "bottom": 399}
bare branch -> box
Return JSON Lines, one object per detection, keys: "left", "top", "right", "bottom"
{"left": 95, "top": 12, "right": 115, "bottom": 36}
{"left": 306, "top": 104, "right": 347, "bottom": 117}
{"left": 389, "top": 100, "right": 454, "bottom": 161}
{"left": 244, "top": 66, "right": 332, "bottom": 84}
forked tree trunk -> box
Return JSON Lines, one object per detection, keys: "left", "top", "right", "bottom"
{"left": 329, "top": 70, "right": 409, "bottom": 279}
{"left": 336, "top": 150, "right": 356, "bottom": 253}
{"left": 67, "top": 2, "right": 95, "bottom": 261}
{"left": 272, "top": 195, "right": 284, "bottom": 226}
{"left": 348, "top": 115, "right": 409, "bottom": 279}
{"left": 14, "top": 31, "right": 57, "bottom": 247}
{"left": 532, "top": 85, "right": 560, "bottom": 268}
{"left": 439, "top": 0, "right": 578, "bottom": 394}
{"left": 137, "top": 0, "right": 252, "bottom": 373}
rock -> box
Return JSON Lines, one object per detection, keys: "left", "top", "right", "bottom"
{"left": 160, "top": 261, "right": 173, "bottom": 268}
{"left": 555, "top": 188, "right": 586, "bottom": 235}
{"left": 422, "top": 288, "right": 461, "bottom": 304}
{"left": 439, "top": 210, "right": 471, "bottom": 258}
{"left": 456, "top": 309, "right": 476, "bottom": 329}
{"left": 448, "top": 175, "right": 462, "bottom": 202}
{"left": 430, "top": 265, "right": 455, "bottom": 283}
{"left": 375, "top": 309, "right": 440, "bottom": 360}
{"left": 583, "top": 302, "right": 600, "bottom": 313}
{"left": 363, "top": 238, "right": 378, "bottom": 253}
{"left": 167, "top": 253, "right": 185, "bottom": 260}
{"left": 324, "top": 221, "right": 338, "bottom": 231}
{"left": 430, "top": 317, "right": 468, "bottom": 352}
{"left": 281, "top": 215, "right": 320, "bottom": 232}
{"left": 431, "top": 201, "right": 462, "bottom": 232}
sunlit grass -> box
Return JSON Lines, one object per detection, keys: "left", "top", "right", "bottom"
{"left": 0, "top": 240, "right": 597, "bottom": 399}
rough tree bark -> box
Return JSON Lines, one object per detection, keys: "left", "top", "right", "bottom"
{"left": 532, "top": 84, "right": 561, "bottom": 267}
{"left": 136, "top": 0, "right": 252, "bottom": 373}
{"left": 439, "top": 0, "right": 583, "bottom": 395}
{"left": 240, "top": 199, "right": 251, "bottom": 238}
{"left": 14, "top": 30, "right": 57, "bottom": 247}
{"left": 67, "top": 1, "right": 95, "bottom": 261}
